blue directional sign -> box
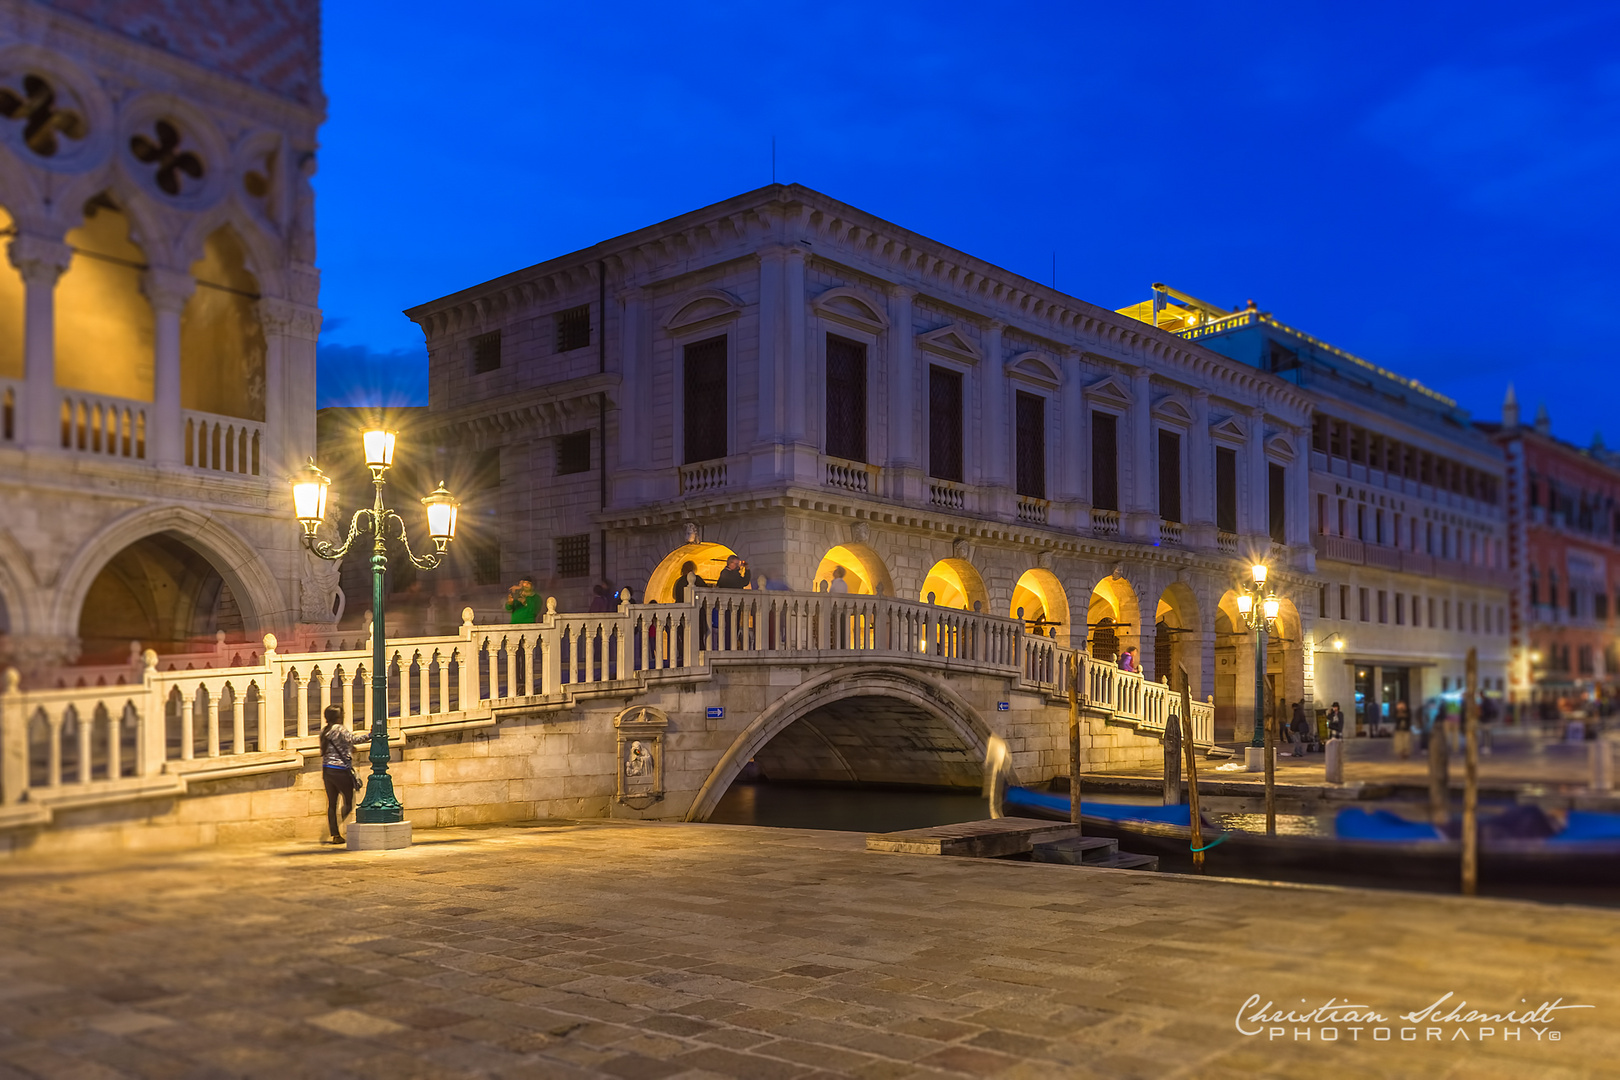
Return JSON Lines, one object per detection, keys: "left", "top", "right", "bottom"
{"left": 706, "top": 706, "right": 725, "bottom": 719}
{"left": 996, "top": 701, "right": 1010, "bottom": 711}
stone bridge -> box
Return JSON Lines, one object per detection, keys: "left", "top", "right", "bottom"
{"left": 0, "top": 590, "right": 1213, "bottom": 853}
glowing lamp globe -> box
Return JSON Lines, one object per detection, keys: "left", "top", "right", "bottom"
{"left": 1251, "top": 563, "right": 1268, "bottom": 585}
{"left": 1235, "top": 593, "right": 1253, "bottom": 616}
{"left": 362, "top": 429, "right": 397, "bottom": 470}
{"left": 421, "top": 481, "right": 459, "bottom": 551}
{"left": 1263, "top": 597, "right": 1280, "bottom": 621}
{"left": 292, "top": 460, "right": 330, "bottom": 536}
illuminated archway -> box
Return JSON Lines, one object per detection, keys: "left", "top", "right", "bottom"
{"left": 57, "top": 194, "right": 154, "bottom": 402}
{"left": 75, "top": 533, "right": 244, "bottom": 665}
{"left": 1087, "top": 573, "right": 1141, "bottom": 662}
{"left": 0, "top": 205, "right": 23, "bottom": 382}
{"left": 646, "top": 542, "right": 738, "bottom": 602}
{"left": 812, "top": 543, "right": 893, "bottom": 595}
{"left": 1268, "top": 596, "right": 1306, "bottom": 727}
{"left": 1153, "top": 582, "right": 1201, "bottom": 691}
{"left": 1010, "top": 569, "right": 1070, "bottom": 645}
{"left": 919, "top": 558, "right": 987, "bottom": 611}
{"left": 1213, "top": 591, "right": 1246, "bottom": 742}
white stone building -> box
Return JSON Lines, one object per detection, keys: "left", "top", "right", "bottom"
{"left": 406, "top": 185, "right": 1320, "bottom": 739}
{"left": 0, "top": 1, "right": 327, "bottom": 683}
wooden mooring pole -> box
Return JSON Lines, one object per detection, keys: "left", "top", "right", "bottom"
{"left": 1462, "top": 647, "right": 1480, "bottom": 896}
{"left": 1068, "top": 652, "right": 1082, "bottom": 830}
{"left": 1179, "top": 682, "right": 1204, "bottom": 873}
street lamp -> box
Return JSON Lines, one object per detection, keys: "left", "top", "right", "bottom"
{"left": 1236, "top": 561, "right": 1282, "bottom": 836}
{"left": 292, "top": 429, "right": 459, "bottom": 839}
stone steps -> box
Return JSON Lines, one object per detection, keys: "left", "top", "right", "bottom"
{"left": 1029, "top": 834, "right": 1159, "bottom": 871}
{"left": 866, "top": 819, "right": 1160, "bottom": 872}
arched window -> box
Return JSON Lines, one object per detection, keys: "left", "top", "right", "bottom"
{"left": 181, "top": 227, "right": 265, "bottom": 420}
{"left": 56, "top": 195, "right": 154, "bottom": 401}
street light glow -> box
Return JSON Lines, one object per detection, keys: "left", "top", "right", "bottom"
{"left": 1251, "top": 563, "right": 1268, "bottom": 584}
{"left": 422, "top": 481, "right": 460, "bottom": 551}
{"left": 1236, "top": 593, "right": 1254, "bottom": 615}
{"left": 1263, "top": 597, "right": 1280, "bottom": 620}
{"left": 291, "top": 460, "right": 330, "bottom": 535}
{"left": 362, "top": 428, "right": 397, "bottom": 470}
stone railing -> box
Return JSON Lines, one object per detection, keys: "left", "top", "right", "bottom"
{"left": 1090, "top": 508, "right": 1120, "bottom": 537}
{"left": 1364, "top": 543, "right": 1403, "bottom": 571}
{"left": 1318, "top": 534, "right": 1365, "bottom": 564}
{"left": 678, "top": 459, "right": 728, "bottom": 494}
{"left": 824, "top": 456, "right": 875, "bottom": 495}
{"left": 1, "top": 592, "right": 1215, "bottom": 823}
{"left": 60, "top": 391, "right": 146, "bottom": 460}
{"left": 1216, "top": 530, "right": 1238, "bottom": 554}
{"left": 1159, "top": 520, "right": 1183, "bottom": 546}
{"left": 1016, "top": 497, "right": 1050, "bottom": 525}
{"left": 183, "top": 409, "right": 263, "bottom": 476}
{"left": 929, "top": 480, "right": 965, "bottom": 510}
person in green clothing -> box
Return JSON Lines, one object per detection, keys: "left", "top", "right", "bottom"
{"left": 506, "top": 576, "right": 539, "bottom": 623}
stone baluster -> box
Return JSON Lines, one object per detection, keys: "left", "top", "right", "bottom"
{"left": 231, "top": 688, "right": 246, "bottom": 756}
{"left": 317, "top": 669, "right": 332, "bottom": 726}
{"left": 77, "top": 711, "right": 92, "bottom": 782}
{"left": 205, "top": 690, "right": 220, "bottom": 757}
{"left": 289, "top": 670, "right": 306, "bottom": 738}
{"left": 179, "top": 693, "right": 195, "bottom": 761}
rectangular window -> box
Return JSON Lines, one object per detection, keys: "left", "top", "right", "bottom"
{"left": 1375, "top": 508, "right": 1385, "bottom": 545}
{"left": 928, "top": 366, "right": 963, "bottom": 482}
{"left": 1357, "top": 504, "right": 1366, "bottom": 542}
{"left": 1319, "top": 584, "right": 1328, "bottom": 620}
{"left": 824, "top": 334, "right": 868, "bottom": 462}
{"left": 1092, "top": 411, "right": 1119, "bottom": 512}
{"left": 1015, "top": 391, "right": 1046, "bottom": 499}
{"left": 556, "top": 431, "right": 591, "bottom": 475}
{"left": 1359, "top": 587, "right": 1370, "bottom": 622}
{"left": 1339, "top": 584, "right": 1349, "bottom": 621}
{"left": 1157, "top": 429, "right": 1181, "bottom": 522}
{"left": 472, "top": 330, "right": 501, "bottom": 374}
{"left": 1428, "top": 597, "right": 1436, "bottom": 627}
{"left": 1378, "top": 590, "right": 1388, "bottom": 624}
{"left": 1395, "top": 594, "right": 1405, "bottom": 625}
{"left": 1338, "top": 500, "right": 1347, "bottom": 536}
{"left": 1215, "top": 447, "right": 1237, "bottom": 533}
{"left": 1443, "top": 599, "right": 1451, "bottom": 629}
{"left": 1317, "top": 494, "right": 1327, "bottom": 535}
{"left": 555, "top": 533, "right": 591, "bottom": 578}
{"left": 471, "top": 539, "right": 501, "bottom": 586}
{"left": 1269, "top": 462, "right": 1286, "bottom": 543}
{"left": 1412, "top": 594, "right": 1422, "bottom": 627}
{"left": 1570, "top": 588, "right": 1580, "bottom": 619}
{"left": 556, "top": 304, "right": 591, "bottom": 352}
{"left": 1597, "top": 593, "right": 1610, "bottom": 621}
{"left": 1472, "top": 603, "right": 1480, "bottom": 633}
{"left": 1312, "top": 415, "right": 1328, "bottom": 452}
{"left": 682, "top": 335, "right": 727, "bottom": 464}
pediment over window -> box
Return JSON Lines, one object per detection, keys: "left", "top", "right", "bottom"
{"left": 664, "top": 289, "right": 744, "bottom": 332}
{"left": 1210, "top": 416, "right": 1248, "bottom": 442}
{"left": 812, "top": 286, "right": 888, "bottom": 331}
{"left": 916, "top": 323, "right": 980, "bottom": 363}
{"left": 1085, "top": 374, "right": 1132, "bottom": 407}
{"left": 1267, "top": 434, "right": 1297, "bottom": 461}
{"left": 1152, "top": 395, "right": 1194, "bottom": 425}
{"left": 1005, "top": 351, "right": 1061, "bottom": 388}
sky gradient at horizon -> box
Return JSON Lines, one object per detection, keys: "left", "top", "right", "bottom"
{"left": 314, "top": 1, "right": 1619, "bottom": 445}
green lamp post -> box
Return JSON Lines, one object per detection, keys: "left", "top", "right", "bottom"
{"left": 292, "top": 428, "right": 459, "bottom": 824}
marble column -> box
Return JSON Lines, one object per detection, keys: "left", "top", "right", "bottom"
{"left": 885, "top": 284, "right": 918, "bottom": 501}
{"left": 144, "top": 267, "right": 195, "bottom": 466}
{"left": 9, "top": 234, "right": 72, "bottom": 449}
{"left": 257, "top": 297, "right": 292, "bottom": 476}
{"left": 785, "top": 247, "right": 807, "bottom": 445}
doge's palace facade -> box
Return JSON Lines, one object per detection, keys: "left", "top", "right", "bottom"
{"left": 0, "top": 1, "right": 326, "bottom": 681}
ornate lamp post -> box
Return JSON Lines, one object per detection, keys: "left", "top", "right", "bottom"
{"left": 292, "top": 429, "right": 459, "bottom": 837}
{"left": 1235, "top": 562, "right": 1281, "bottom": 835}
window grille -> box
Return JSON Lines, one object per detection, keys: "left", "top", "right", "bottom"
{"left": 928, "top": 366, "right": 963, "bottom": 482}
{"left": 1091, "top": 411, "right": 1119, "bottom": 511}
{"left": 557, "top": 431, "right": 591, "bottom": 475}
{"left": 472, "top": 330, "right": 501, "bottom": 374}
{"left": 1015, "top": 392, "right": 1045, "bottom": 499}
{"left": 683, "top": 336, "right": 727, "bottom": 464}
{"left": 556, "top": 534, "right": 591, "bottom": 578}
{"left": 556, "top": 304, "right": 591, "bottom": 352}
{"left": 824, "top": 335, "right": 867, "bottom": 462}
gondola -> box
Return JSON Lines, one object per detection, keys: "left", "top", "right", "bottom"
{"left": 1001, "top": 786, "right": 1620, "bottom": 886}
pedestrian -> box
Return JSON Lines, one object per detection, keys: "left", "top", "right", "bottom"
{"left": 1392, "top": 698, "right": 1414, "bottom": 758}
{"left": 320, "top": 705, "right": 372, "bottom": 845}
{"left": 672, "top": 560, "right": 707, "bottom": 603}
{"left": 716, "top": 554, "right": 752, "bottom": 589}
{"left": 827, "top": 565, "right": 850, "bottom": 593}
{"left": 1289, "top": 700, "right": 1310, "bottom": 756}
{"left": 505, "top": 576, "right": 539, "bottom": 623}
{"left": 589, "top": 579, "right": 616, "bottom": 612}
{"left": 1326, "top": 701, "right": 1345, "bottom": 740}
{"left": 1117, "top": 647, "right": 1137, "bottom": 673}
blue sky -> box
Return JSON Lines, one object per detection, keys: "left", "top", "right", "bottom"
{"left": 315, "top": 1, "right": 1620, "bottom": 444}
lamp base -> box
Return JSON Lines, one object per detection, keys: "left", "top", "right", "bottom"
{"left": 346, "top": 821, "right": 412, "bottom": 851}
{"left": 1245, "top": 746, "right": 1267, "bottom": 772}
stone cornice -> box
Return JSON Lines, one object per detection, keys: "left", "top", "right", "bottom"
{"left": 423, "top": 372, "right": 618, "bottom": 446}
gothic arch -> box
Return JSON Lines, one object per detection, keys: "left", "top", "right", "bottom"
{"left": 686, "top": 665, "right": 1005, "bottom": 821}
{"left": 49, "top": 505, "right": 285, "bottom": 640}
{"left": 0, "top": 527, "right": 39, "bottom": 639}
{"left": 174, "top": 205, "right": 286, "bottom": 298}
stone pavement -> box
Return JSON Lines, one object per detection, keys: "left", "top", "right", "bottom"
{"left": 0, "top": 821, "right": 1616, "bottom": 1080}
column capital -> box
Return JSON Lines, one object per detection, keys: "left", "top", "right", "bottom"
{"left": 985, "top": 318, "right": 1005, "bottom": 332}
{"left": 885, "top": 282, "right": 915, "bottom": 300}
{"left": 8, "top": 234, "right": 72, "bottom": 285}
{"left": 1193, "top": 388, "right": 1211, "bottom": 404}
{"left": 143, "top": 267, "right": 195, "bottom": 313}
{"left": 257, "top": 297, "right": 322, "bottom": 340}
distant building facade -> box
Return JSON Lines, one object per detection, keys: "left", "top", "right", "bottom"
{"left": 1487, "top": 395, "right": 1620, "bottom": 705}
{"left": 406, "top": 185, "right": 1322, "bottom": 741}
{"left": 1119, "top": 286, "right": 1510, "bottom": 732}
{"left": 0, "top": 1, "right": 326, "bottom": 682}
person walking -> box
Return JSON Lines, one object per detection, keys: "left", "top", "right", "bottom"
{"left": 672, "top": 560, "right": 708, "bottom": 603}
{"left": 505, "top": 576, "right": 539, "bottom": 623}
{"left": 320, "top": 706, "right": 372, "bottom": 845}
{"left": 1117, "top": 647, "right": 1138, "bottom": 673}
{"left": 827, "top": 565, "right": 850, "bottom": 593}
{"left": 589, "top": 579, "right": 617, "bottom": 612}
{"left": 1326, "top": 701, "right": 1345, "bottom": 740}
{"left": 716, "top": 554, "right": 752, "bottom": 589}
{"left": 1289, "top": 700, "right": 1311, "bottom": 756}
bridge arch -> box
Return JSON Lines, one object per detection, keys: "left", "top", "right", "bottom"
{"left": 686, "top": 665, "right": 1005, "bottom": 822}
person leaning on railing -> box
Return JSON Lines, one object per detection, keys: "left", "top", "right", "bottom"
{"left": 506, "top": 576, "right": 539, "bottom": 623}
{"left": 319, "top": 705, "right": 372, "bottom": 845}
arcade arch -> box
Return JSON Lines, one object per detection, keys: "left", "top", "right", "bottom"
{"left": 181, "top": 226, "right": 266, "bottom": 421}
{"left": 646, "top": 541, "right": 738, "bottom": 602}
{"left": 1010, "top": 569, "right": 1070, "bottom": 645}
{"left": 1087, "top": 573, "right": 1141, "bottom": 663}
{"left": 919, "top": 558, "right": 986, "bottom": 611}
{"left": 56, "top": 194, "right": 154, "bottom": 402}
{"left": 1153, "top": 582, "right": 1201, "bottom": 692}
{"left": 811, "top": 543, "right": 892, "bottom": 595}
{"left": 75, "top": 532, "right": 243, "bottom": 664}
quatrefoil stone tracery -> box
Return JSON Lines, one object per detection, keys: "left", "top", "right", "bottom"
{"left": 129, "top": 118, "right": 205, "bottom": 196}
{"left": 0, "top": 72, "right": 87, "bottom": 158}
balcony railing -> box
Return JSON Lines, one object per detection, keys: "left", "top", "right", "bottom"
{"left": 1318, "top": 534, "right": 1365, "bottom": 564}
{"left": 1090, "top": 508, "right": 1120, "bottom": 537}
{"left": 1016, "top": 496, "right": 1049, "bottom": 525}
{"left": 678, "top": 459, "right": 728, "bottom": 494}
{"left": 183, "top": 409, "right": 262, "bottom": 476}
{"left": 824, "top": 456, "right": 876, "bottom": 495}
{"left": 1217, "top": 530, "right": 1238, "bottom": 554}
{"left": 929, "top": 480, "right": 965, "bottom": 510}
{"left": 1159, "top": 520, "right": 1184, "bottom": 546}
{"left": 60, "top": 392, "right": 146, "bottom": 460}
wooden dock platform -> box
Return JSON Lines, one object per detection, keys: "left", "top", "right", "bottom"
{"left": 865, "top": 816, "right": 1081, "bottom": 858}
